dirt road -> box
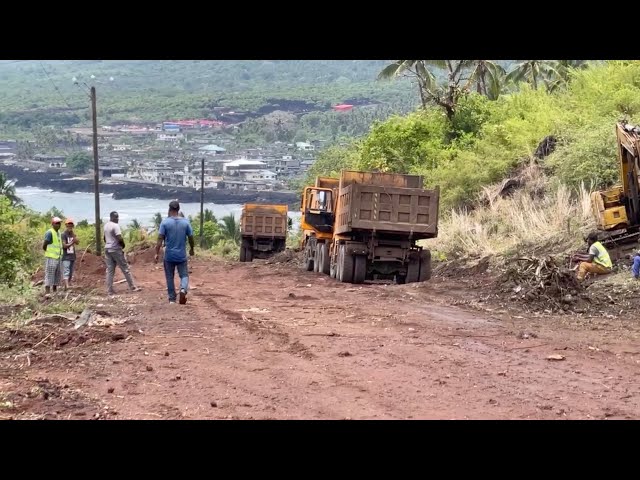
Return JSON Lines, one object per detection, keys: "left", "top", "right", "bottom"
{"left": 2, "top": 252, "right": 640, "bottom": 419}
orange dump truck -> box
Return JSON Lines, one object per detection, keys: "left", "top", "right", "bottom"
{"left": 239, "top": 203, "right": 288, "bottom": 262}
{"left": 301, "top": 170, "right": 440, "bottom": 284}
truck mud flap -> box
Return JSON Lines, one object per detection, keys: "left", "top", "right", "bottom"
{"left": 345, "top": 242, "right": 367, "bottom": 256}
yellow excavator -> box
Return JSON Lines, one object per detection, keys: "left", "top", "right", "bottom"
{"left": 591, "top": 121, "right": 640, "bottom": 248}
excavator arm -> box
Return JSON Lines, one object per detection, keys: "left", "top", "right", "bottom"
{"left": 617, "top": 122, "right": 640, "bottom": 227}
{"left": 590, "top": 122, "right": 640, "bottom": 246}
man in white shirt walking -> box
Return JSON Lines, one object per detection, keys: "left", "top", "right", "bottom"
{"left": 104, "top": 211, "right": 141, "bottom": 295}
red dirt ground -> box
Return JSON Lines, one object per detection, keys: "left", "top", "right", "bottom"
{"left": 3, "top": 250, "right": 640, "bottom": 420}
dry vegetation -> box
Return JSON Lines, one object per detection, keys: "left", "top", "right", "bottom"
{"left": 427, "top": 163, "right": 595, "bottom": 261}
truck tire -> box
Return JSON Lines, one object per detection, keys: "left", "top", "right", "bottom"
{"left": 419, "top": 250, "right": 432, "bottom": 282}
{"left": 319, "top": 243, "right": 331, "bottom": 275}
{"left": 245, "top": 246, "right": 253, "bottom": 263}
{"left": 239, "top": 245, "right": 246, "bottom": 262}
{"left": 329, "top": 246, "right": 338, "bottom": 279}
{"left": 338, "top": 245, "right": 354, "bottom": 283}
{"left": 303, "top": 243, "right": 314, "bottom": 271}
{"left": 406, "top": 257, "right": 420, "bottom": 283}
{"left": 313, "top": 243, "right": 322, "bottom": 273}
{"left": 353, "top": 255, "right": 367, "bottom": 284}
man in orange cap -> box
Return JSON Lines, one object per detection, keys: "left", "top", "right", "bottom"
{"left": 61, "top": 218, "right": 79, "bottom": 290}
{"left": 42, "top": 217, "right": 63, "bottom": 294}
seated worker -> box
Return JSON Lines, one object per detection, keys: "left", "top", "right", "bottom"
{"left": 572, "top": 231, "right": 612, "bottom": 281}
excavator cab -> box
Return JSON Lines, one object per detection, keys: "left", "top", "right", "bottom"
{"left": 302, "top": 186, "right": 334, "bottom": 233}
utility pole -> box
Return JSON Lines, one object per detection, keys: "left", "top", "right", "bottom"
{"left": 91, "top": 86, "right": 102, "bottom": 256}
{"left": 200, "top": 157, "right": 205, "bottom": 248}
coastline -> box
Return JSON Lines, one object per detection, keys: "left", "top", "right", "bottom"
{"left": 1, "top": 164, "right": 301, "bottom": 207}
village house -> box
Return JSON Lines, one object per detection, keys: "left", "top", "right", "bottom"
{"left": 273, "top": 156, "right": 301, "bottom": 175}
{"left": 112, "top": 144, "right": 132, "bottom": 152}
{"left": 183, "top": 162, "right": 223, "bottom": 188}
{"left": 243, "top": 170, "right": 277, "bottom": 182}
{"left": 99, "top": 165, "right": 127, "bottom": 179}
{"left": 221, "top": 179, "right": 271, "bottom": 191}
{"left": 296, "top": 141, "right": 315, "bottom": 151}
{"left": 156, "top": 132, "right": 185, "bottom": 143}
{"left": 33, "top": 154, "right": 67, "bottom": 168}
{"left": 198, "top": 144, "right": 226, "bottom": 155}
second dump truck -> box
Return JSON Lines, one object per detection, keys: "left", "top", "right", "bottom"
{"left": 239, "top": 203, "right": 288, "bottom": 262}
{"left": 300, "top": 170, "right": 440, "bottom": 284}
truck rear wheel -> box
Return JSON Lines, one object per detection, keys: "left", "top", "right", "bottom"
{"left": 312, "top": 244, "right": 319, "bottom": 273}
{"left": 406, "top": 257, "right": 420, "bottom": 283}
{"left": 239, "top": 246, "right": 246, "bottom": 262}
{"left": 303, "top": 243, "right": 314, "bottom": 271}
{"left": 419, "top": 250, "right": 431, "bottom": 282}
{"left": 319, "top": 243, "right": 331, "bottom": 275}
{"left": 353, "top": 255, "right": 367, "bottom": 284}
{"left": 329, "top": 246, "right": 338, "bottom": 279}
{"left": 245, "top": 246, "right": 253, "bottom": 262}
{"left": 338, "top": 245, "right": 354, "bottom": 283}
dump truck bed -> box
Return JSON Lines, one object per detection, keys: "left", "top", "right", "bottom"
{"left": 241, "top": 203, "right": 288, "bottom": 238}
{"left": 339, "top": 170, "right": 423, "bottom": 189}
{"left": 334, "top": 183, "right": 439, "bottom": 238}
{"left": 315, "top": 176, "right": 340, "bottom": 190}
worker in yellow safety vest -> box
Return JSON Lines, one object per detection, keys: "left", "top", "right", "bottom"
{"left": 42, "top": 216, "right": 63, "bottom": 294}
{"left": 572, "top": 231, "right": 612, "bottom": 281}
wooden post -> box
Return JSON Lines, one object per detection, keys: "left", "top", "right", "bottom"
{"left": 91, "top": 86, "right": 102, "bottom": 256}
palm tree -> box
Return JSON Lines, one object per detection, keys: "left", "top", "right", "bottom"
{"left": 378, "top": 60, "right": 438, "bottom": 109}
{"left": 378, "top": 60, "right": 471, "bottom": 121}
{"left": 485, "top": 66, "right": 511, "bottom": 101}
{"left": 506, "top": 60, "right": 559, "bottom": 90}
{"left": 544, "top": 60, "right": 590, "bottom": 92}
{"left": 463, "top": 61, "right": 506, "bottom": 99}
{"left": 128, "top": 219, "right": 142, "bottom": 230}
{"left": 127, "top": 219, "right": 144, "bottom": 243}
{"left": 218, "top": 214, "right": 241, "bottom": 245}
{"left": 204, "top": 209, "right": 216, "bottom": 223}
{"left": 152, "top": 212, "right": 163, "bottom": 229}
{"left": 0, "top": 172, "right": 20, "bottom": 206}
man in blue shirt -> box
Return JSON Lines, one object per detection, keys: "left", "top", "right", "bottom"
{"left": 155, "top": 200, "right": 195, "bottom": 304}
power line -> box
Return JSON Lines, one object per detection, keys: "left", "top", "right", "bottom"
{"left": 39, "top": 61, "right": 80, "bottom": 110}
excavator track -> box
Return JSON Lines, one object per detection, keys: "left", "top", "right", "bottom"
{"left": 600, "top": 230, "right": 640, "bottom": 248}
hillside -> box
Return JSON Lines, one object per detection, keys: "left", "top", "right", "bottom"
{"left": 307, "top": 60, "right": 640, "bottom": 257}
{"left": 0, "top": 60, "right": 415, "bottom": 128}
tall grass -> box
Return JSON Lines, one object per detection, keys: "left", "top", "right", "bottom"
{"left": 429, "top": 167, "right": 595, "bottom": 260}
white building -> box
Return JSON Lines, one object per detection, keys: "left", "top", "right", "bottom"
{"left": 198, "top": 144, "right": 226, "bottom": 155}
{"left": 112, "top": 144, "right": 131, "bottom": 151}
{"left": 222, "top": 159, "right": 268, "bottom": 175}
{"left": 242, "top": 170, "right": 277, "bottom": 181}
{"left": 157, "top": 132, "right": 185, "bottom": 142}
{"left": 296, "top": 141, "right": 315, "bottom": 151}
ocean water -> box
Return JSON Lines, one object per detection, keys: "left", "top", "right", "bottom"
{"left": 16, "top": 187, "right": 301, "bottom": 228}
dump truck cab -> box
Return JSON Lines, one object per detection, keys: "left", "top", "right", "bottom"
{"left": 301, "top": 186, "right": 335, "bottom": 234}
{"left": 300, "top": 176, "right": 339, "bottom": 273}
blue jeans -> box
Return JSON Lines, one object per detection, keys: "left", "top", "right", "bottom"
{"left": 633, "top": 256, "right": 640, "bottom": 279}
{"left": 164, "top": 260, "right": 189, "bottom": 302}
